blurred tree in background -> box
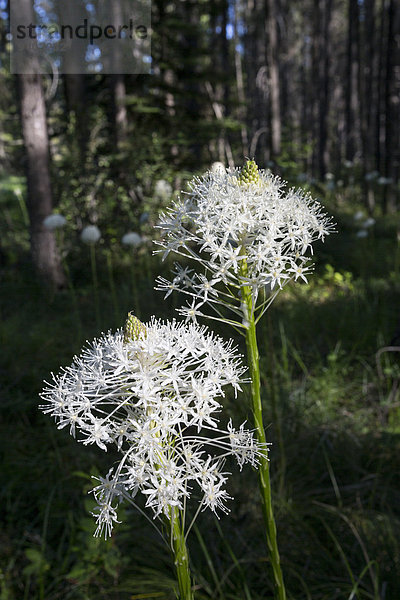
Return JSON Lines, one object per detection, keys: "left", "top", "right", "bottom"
{"left": 1, "top": 1, "right": 399, "bottom": 281}
{"left": 1, "top": 0, "right": 400, "bottom": 234}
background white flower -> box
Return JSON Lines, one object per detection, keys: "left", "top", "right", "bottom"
{"left": 81, "top": 225, "right": 101, "bottom": 245}
{"left": 353, "top": 211, "right": 365, "bottom": 221}
{"left": 155, "top": 179, "right": 173, "bottom": 201}
{"left": 43, "top": 214, "right": 67, "bottom": 231}
{"left": 122, "top": 232, "right": 143, "bottom": 247}
{"left": 363, "top": 218, "right": 375, "bottom": 229}
{"left": 377, "top": 176, "right": 393, "bottom": 186}
{"left": 40, "top": 315, "right": 264, "bottom": 537}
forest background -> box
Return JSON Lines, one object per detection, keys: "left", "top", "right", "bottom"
{"left": 1, "top": 0, "right": 400, "bottom": 598}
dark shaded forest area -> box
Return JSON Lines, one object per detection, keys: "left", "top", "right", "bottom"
{"left": 1, "top": 1, "right": 400, "bottom": 599}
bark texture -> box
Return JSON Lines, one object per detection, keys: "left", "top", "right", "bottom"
{"left": 16, "top": 0, "right": 65, "bottom": 288}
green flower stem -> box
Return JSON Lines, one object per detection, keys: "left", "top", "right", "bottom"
{"left": 131, "top": 254, "right": 141, "bottom": 317}
{"left": 106, "top": 250, "right": 120, "bottom": 327}
{"left": 90, "top": 244, "right": 101, "bottom": 329}
{"left": 170, "top": 507, "right": 194, "bottom": 600}
{"left": 240, "top": 262, "right": 286, "bottom": 600}
{"left": 55, "top": 230, "right": 82, "bottom": 343}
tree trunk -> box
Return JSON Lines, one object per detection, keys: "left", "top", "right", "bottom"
{"left": 109, "top": 0, "right": 128, "bottom": 150}
{"left": 375, "top": 0, "right": 387, "bottom": 176}
{"left": 157, "top": 0, "right": 178, "bottom": 159}
{"left": 300, "top": 22, "right": 313, "bottom": 172}
{"left": 62, "top": 1, "right": 87, "bottom": 159}
{"left": 384, "top": 0, "right": 400, "bottom": 212}
{"left": 181, "top": 0, "right": 203, "bottom": 166}
{"left": 265, "top": 0, "right": 281, "bottom": 157}
{"left": 250, "top": 0, "right": 269, "bottom": 164}
{"left": 312, "top": 0, "right": 332, "bottom": 178}
{"left": 110, "top": 74, "right": 128, "bottom": 149}
{"left": 64, "top": 75, "right": 87, "bottom": 159}
{"left": 362, "top": 0, "right": 377, "bottom": 210}
{"left": 234, "top": 1, "right": 249, "bottom": 158}
{"left": 16, "top": 0, "right": 66, "bottom": 289}
{"left": 210, "top": 0, "right": 229, "bottom": 164}
{"left": 319, "top": 0, "right": 332, "bottom": 178}
{"left": 345, "top": 0, "right": 359, "bottom": 161}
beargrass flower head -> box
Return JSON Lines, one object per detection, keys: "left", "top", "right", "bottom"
{"left": 155, "top": 160, "right": 335, "bottom": 326}
{"left": 363, "top": 217, "right": 375, "bottom": 229}
{"left": 40, "top": 314, "right": 265, "bottom": 538}
{"left": 353, "top": 210, "right": 365, "bottom": 221}
{"left": 43, "top": 213, "right": 67, "bottom": 231}
{"left": 155, "top": 179, "right": 173, "bottom": 200}
{"left": 81, "top": 225, "right": 101, "bottom": 245}
{"left": 122, "top": 231, "right": 142, "bottom": 247}
{"left": 365, "top": 171, "right": 379, "bottom": 182}
{"left": 377, "top": 176, "right": 393, "bottom": 186}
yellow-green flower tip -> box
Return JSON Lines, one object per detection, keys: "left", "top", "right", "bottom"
{"left": 238, "top": 160, "right": 260, "bottom": 186}
{"left": 124, "top": 312, "right": 146, "bottom": 342}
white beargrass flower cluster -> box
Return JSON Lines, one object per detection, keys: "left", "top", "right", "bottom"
{"left": 155, "top": 161, "right": 334, "bottom": 326}
{"left": 155, "top": 179, "right": 173, "bottom": 201}
{"left": 81, "top": 225, "right": 101, "bottom": 245}
{"left": 40, "top": 315, "right": 264, "bottom": 538}
{"left": 43, "top": 213, "right": 67, "bottom": 231}
{"left": 122, "top": 231, "right": 143, "bottom": 247}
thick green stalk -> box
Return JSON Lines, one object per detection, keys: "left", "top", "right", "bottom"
{"left": 241, "top": 264, "right": 286, "bottom": 600}
{"left": 170, "top": 508, "right": 194, "bottom": 600}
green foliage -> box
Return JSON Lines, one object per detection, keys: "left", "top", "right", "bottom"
{"left": 0, "top": 176, "right": 29, "bottom": 264}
